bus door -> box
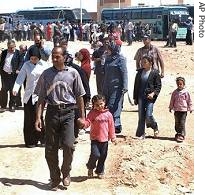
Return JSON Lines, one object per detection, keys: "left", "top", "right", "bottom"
{"left": 162, "top": 14, "right": 169, "bottom": 40}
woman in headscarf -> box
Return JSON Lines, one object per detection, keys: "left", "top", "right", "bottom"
{"left": 13, "top": 46, "right": 50, "bottom": 148}
{"left": 102, "top": 42, "right": 128, "bottom": 134}
{"left": 77, "top": 48, "right": 91, "bottom": 81}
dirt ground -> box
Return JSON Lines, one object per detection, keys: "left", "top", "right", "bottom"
{"left": 0, "top": 40, "right": 194, "bottom": 195}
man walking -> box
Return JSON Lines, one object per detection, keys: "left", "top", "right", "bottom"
{"left": 0, "top": 40, "right": 21, "bottom": 112}
{"left": 35, "top": 46, "right": 86, "bottom": 190}
{"left": 134, "top": 35, "right": 165, "bottom": 78}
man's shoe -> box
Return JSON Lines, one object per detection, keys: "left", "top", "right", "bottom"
{"left": 0, "top": 108, "right": 6, "bottom": 113}
{"left": 88, "top": 169, "right": 93, "bottom": 177}
{"left": 50, "top": 179, "right": 61, "bottom": 191}
{"left": 136, "top": 134, "right": 145, "bottom": 140}
{"left": 9, "top": 106, "right": 15, "bottom": 112}
{"left": 40, "top": 143, "right": 45, "bottom": 147}
{"left": 154, "top": 130, "right": 159, "bottom": 138}
{"left": 26, "top": 144, "right": 37, "bottom": 148}
{"left": 62, "top": 175, "right": 71, "bottom": 186}
{"left": 97, "top": 173, "right": 104, "bottom": 179}
{"left": 74, "top": 137, "right": 78, "bottom": 144}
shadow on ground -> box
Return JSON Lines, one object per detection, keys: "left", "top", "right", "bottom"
{"left": 0, "top": 144, "right": 25, "bottom": 148}
{"left": 0, "top": 176, "right": 89, "bottom": 191}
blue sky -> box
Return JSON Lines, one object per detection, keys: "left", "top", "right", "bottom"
{"left": 0, "top": 0, "right": 194, "bottom": 13}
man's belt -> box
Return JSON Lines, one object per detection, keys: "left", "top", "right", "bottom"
{"left": 48, "top": 103, "right": 75, "bottom": 109}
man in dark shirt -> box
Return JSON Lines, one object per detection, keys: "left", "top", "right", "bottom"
{"left": 35, "top": 46, "right": 86, "bottom": 191}
{"left": 25, "top": 34, "right": 51, "bottom": 62}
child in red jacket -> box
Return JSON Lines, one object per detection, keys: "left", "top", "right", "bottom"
{"left": 77, "top": 94, "right": 116, "bottom": 178}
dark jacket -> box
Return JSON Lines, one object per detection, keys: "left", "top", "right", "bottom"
{"left": 0, "top": 49, "right": 21, "bottom": 74}
{"left": 70, "top": 62, "right": 91, "bottom": 104}
{"left": 133, "top": 69, "right": 161, "bottom": 104}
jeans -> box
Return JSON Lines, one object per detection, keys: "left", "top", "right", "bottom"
{"left": 45, "top": 105, "right": 75, "bottom": 181}
{"left": 174, "top": 111, "right": 187, "bottom": 136}
{"left": 106, "top": 89, "right": 124, "bottom": 130}
{"left": 127, "top": 30, "right": 133, "bottom": 45}
{"left": 86, "top": 140, "right": 108, "bottom": 175}
{"left": 136, "top": 98, "right": 158, "bottom": 137}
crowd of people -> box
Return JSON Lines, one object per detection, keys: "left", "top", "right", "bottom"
{"left": 0, "top": 16, "right": 194, "bottom": 48}
{"left": 0, "top": 20, "right": 193, "bottom": 191}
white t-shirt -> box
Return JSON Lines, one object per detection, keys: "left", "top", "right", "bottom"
{"left": 3, "top": 52, "right": 14, "bottom": 73}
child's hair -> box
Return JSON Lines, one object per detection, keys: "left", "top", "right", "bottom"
{"left": 91, "top": 94, "right": 106, "bottom": 108}
{"left": 176, "top": 76, "right": 185, "bottom": 85}
{"left": 142, "top": 54, "right": 154, "bottom": 65}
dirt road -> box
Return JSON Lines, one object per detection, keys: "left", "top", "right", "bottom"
{"left": 0, "top": 40, "right": 194, "bottom": 195}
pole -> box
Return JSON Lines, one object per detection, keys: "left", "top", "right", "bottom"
{"left": 80, "top": 0, "right": 82, "bottom": 24}
{"left": 119, "top": 0, "right": 120, "bottom": 8}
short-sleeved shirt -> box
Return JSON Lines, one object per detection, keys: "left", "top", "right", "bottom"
{"left": 34, "top": 66, "right": 86, "bottom": 105}
{"left": 134, "top": 44, "right": 164, "bottom": 71}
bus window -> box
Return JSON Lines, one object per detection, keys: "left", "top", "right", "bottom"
{"left": 132, "top": 9, "right": 141, "bottom": 20}
{"left": 102, "top": 10, "right": 112, "bottom": 21}
{"left": 122, "top": 10, "right": 132, "bottom": 21}
{"left": 152, "top": 9, "right": 163, "bottom": 19}
{"left": 71, "top": 9, "right": 92, "bottom": 22}
{"left": 141, "top": 8, "right": 153, "bottom": 19}
{"left": 112, "top": 10, "right": 122, "bottom": 21}
{"left": 63, "top": 10, "right": 75, "bottom": 22}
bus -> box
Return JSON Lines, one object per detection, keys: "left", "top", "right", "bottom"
{"left": 16, "top": 7, "right": 92, "bottom": 25}
{"left": 101, "top": 5, "right": 190, "bottom": 40}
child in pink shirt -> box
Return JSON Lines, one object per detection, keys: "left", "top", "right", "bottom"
{"left": 169, "top": 77, "right": 193, "bottom": 142}
{"left": 77, "top": 94, "right": 116, "bottom": 178}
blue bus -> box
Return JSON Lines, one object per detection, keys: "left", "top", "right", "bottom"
{"left": 101, "top": 5, "right": 190, "bottom": 40}
{"left": 16, "top": 7, "right": 92, "bottom": 25}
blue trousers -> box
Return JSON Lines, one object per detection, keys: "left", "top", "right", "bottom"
{"left": 86, "top": 140, "right": 108, "bottom": 175}
{"left": 127, "top": 30, "right": 133, "bottom": 45}
{"left": 136, "top": 98, "right": 158, "bottom": 137}
{"left": 106, "top": 89, "right": 124, "bottom": 129}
